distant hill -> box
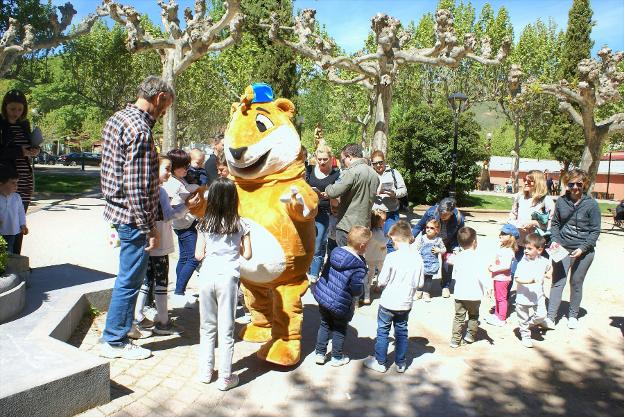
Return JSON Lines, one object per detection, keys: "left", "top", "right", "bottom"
{"left": 469, "top": 101, "right": 506, "bottom": 135}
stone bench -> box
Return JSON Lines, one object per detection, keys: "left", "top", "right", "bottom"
{"left": 0, "top": 264, "right": 116, "bottom": 417}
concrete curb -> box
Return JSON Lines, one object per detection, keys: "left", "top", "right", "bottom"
{"left": 0, "top": 279, "right": 25, "bottom": 324}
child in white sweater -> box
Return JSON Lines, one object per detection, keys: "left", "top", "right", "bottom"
{"left": 363, "top": 220, "right": 423, "bottom": 374}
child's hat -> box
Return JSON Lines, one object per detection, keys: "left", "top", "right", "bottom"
{"left": 500, "top": 223, "right": 520, "bottom": 239}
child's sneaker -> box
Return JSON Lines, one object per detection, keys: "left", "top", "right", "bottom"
{"left": 329, "top": 355, "right": 350, "bottom": 367}
{"left": 315, "top": 353, "right": 327, "bottom": 365}
{"left": 449, "top": 341, "right": 460, "bottom": 348}
{"left": 127, "top": 323, "right": 153, "bottom": 339}
{"left": 413, "top": 291, "right": 423, "bottom": 300}
{"left": 442, "top": 288, "right": 451, "bottom": 298}
{"left": 485, "top": 314, "right": 505, "bottom": 327}
{"left": 423, "top": 292, "right": 431, "bottom": 302}
{"left": 363, "top": 357, "right": 387, "bottom": 373}
{"left": 362, "top": 298, "right": 371, "bottom": 305}
{"left": 521, "top": 338, "right": 534, "bottom": 348}
{"left": 99, "top": 341, "right": 151, "bottom": 360}
{"left": 153, "top": 320, "right": 183, "bottom": 336}
{"left": 542, "top": 317, "right": 556, "bottom": 330}
{"left": 142, "top": 306, "right": 158, "bottom": 322}
{"left": 395, "top": 363, "right": 406, "bottom": 373}
{"left": 197, "top": 369, "right": 213, "bottom": 384}
{"left": 216, "top": 374, "right": 239, "bottom": 391}
{"left": 567, "top": 317, "right": 578, "bottom": 329}
{"left": 463, "top": 333, "right": 475, "bottom": 344}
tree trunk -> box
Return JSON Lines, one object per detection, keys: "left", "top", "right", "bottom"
{"left": 161, "top": 54, "right": 177, "bottom": 153}
{"left": 513, "top": 120, "right": 521, "bottom": 193}
{"left": 372, "top": 82, "right": 392, "bottom": 153}
{"left": 579, "top": 127, "right": 605, "bottom": 193}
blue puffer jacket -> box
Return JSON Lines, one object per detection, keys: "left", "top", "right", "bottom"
{"left": 313, "top": 247, "right": 366, "bottom": 318}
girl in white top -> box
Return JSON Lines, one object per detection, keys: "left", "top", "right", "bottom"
{"left": 509, "top": 170, "right": 555, "bottom": 245}
{"left": 364, "top": 209, "right": 387, "bottom": 304}
{"left": 195, "top": 178, "right": 251, "bottom": 391}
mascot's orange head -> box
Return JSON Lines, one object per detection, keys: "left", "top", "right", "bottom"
{"left": 224, "top": 83, "right": 301, "bottom": 180}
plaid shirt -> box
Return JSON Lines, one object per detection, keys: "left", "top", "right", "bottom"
{"left": 101, "top": 104, "right": 159, "bottom": 233}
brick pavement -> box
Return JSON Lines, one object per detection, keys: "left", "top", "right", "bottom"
{"left": 19, "top": 197, "right": 624, "bottom": 417}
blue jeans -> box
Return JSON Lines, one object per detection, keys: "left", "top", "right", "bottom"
{"left": 309, "top": 211, "right": 330, "bottom": 278}
{"left": 103, "top": 224, "right": 149, "bottom": 346}
{"left": 315, "top": 305, "right": 349, "bottom": 359}
{"left": 374, "top": 306, "right": 410, "bottom": 365}
{"left": 383, "top": 210, "right": 400, "bottom": 253}
{"left": 441, "top": 259, "right": 453, "bottom": 290}
{"left": 174, "top": 223, "right": 200, "bottom": 295}
{"left": 2, "top": 234, "right": 17, "bottom": 254}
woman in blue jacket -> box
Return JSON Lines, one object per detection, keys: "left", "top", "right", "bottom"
{"left": 412, "top": 197, "right": 464, "bottom": 298}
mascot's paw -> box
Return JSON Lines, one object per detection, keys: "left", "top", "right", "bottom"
{"left": 257, "top": 338, "right": 301, "bottom": 366}
{"left": 279, "top": 186, "right": 311, "bottom": 217}
{"left": 239, "top": 323, "right": 272, "bottom": 343}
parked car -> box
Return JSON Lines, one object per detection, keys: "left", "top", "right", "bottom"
{"left": 58, "top": 152, "right": 101, "bottom": 166}
{"left": 34, "top": 151, "right": 57, "bottom": 165}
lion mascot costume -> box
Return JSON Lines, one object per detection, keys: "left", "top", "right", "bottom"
{"left": 224, "top": 83, "right": 318, "bottom": 366}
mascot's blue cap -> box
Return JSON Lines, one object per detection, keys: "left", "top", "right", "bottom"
{"left": 251, "top": 83, "right": 274, "bottom": 103}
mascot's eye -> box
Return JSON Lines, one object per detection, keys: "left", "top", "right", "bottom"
{"left": 256, "top": 114, "right": 274, "bottom": 132}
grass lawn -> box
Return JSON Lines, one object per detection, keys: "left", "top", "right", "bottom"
{"left": 35, "top": 173, "right": 100, "bottom": 195}
{"left": 461, "top": 193, "right": 618, "bottom": 215}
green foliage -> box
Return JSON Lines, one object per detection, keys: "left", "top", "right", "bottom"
{"left": 0, "top": 236, "right": 7, "bottom": 274}
{"left": 388, "top": 103, "right": 485, "bottom": 204}
{"left": 34, "top": 173, "right": 101, "bottom": 195}
{"left": 547, "top": 114, "right": 585, "bottom": 168}
{"left": 559, "top": 0, "right": 594, "bottom": 80}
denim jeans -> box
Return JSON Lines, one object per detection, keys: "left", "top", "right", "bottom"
{"left": 103, "top": 224, "right": 149, "bottom": 346}
{"left": 309, "top": 211, "right": 330, "bottom": 278}
{"left": 1, "top": 234, "right": 17, "bottom": 254}
{"left": 374, "top": 306, "right": 410, "bottom": 365}
{"left": 441, "top": 258, "right": 453, "bottom": 290}
{"left": 315, "top": 305, "right": 349, "bottom": 359}
{"left": 383, "top": 210, "right": 400, "bottom": 253}
{"left": 174, "top": 222, "right": 200, "bottom": 295}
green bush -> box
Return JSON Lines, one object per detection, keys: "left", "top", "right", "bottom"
{"left": 0, "top": 236, "right": 7, "bottom": 274}
{"left": 388, "top": 103, "right": 486, "bottom": 205}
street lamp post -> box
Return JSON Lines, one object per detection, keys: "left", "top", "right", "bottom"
{"left": 447, "top": 92, "right": 468, "bottom": 199}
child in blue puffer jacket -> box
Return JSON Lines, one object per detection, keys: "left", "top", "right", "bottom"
{"left": 313, "top": 226, "right": 371, "bottom": 367}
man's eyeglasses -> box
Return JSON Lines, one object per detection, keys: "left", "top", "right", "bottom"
{"left": 568, "top": 182, "right": 583, "bottom": 189}
{"left": 372, "top": 161, "right": 384, "bottom": 166}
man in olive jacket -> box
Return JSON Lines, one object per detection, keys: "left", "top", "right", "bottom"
{"left": 326, "top": 144, "right": 380, "bottom": 247}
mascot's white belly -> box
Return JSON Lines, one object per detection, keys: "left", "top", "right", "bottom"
{"left": 240, "top": 218, "right": 286, "bottom": 283}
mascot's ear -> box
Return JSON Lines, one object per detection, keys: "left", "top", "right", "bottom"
{"left": 275, "top": 98, "right": 295, "bottom": 119}
{"left": 230, "top": 102, "right": 239, "bottom": 115}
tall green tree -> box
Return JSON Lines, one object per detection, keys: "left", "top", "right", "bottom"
{"left": 559, "top": 0, "right": 594, "bottom": 80}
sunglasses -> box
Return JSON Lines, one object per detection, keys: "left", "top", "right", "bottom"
{"left": 524, "top": 179, "right": 534, "bottom": 184}
{"left": 372, "top": 161, "right": 384, "bottom": 166}
{"left": 567, "top": 182, "right": 583, "bottom": 188}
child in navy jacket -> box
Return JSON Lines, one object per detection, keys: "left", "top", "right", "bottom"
{"left": 313, "top": 226, "right": 370, "bottom": 367}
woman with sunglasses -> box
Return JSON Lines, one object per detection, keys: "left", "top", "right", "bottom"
{"left": 0, "top": 89, "right": 40, "bottom": 254}
{"left": 305, "top": 144, "right": 340, "bottom": 282}
{"left": 544, "top": 169, "right": 601, "bottom": 330}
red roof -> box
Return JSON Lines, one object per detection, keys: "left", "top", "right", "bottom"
{"left": 602, "top": 151, "right": 624, "bottom": 161}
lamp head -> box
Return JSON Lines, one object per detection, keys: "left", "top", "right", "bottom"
{"left": 448, "top": 92, "right": 468, "bottom": 113}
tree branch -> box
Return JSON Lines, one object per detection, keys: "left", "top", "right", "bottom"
{"left": 598, "top": 112, "right": 624, "bottom": 135}
{"left": 558, "top": 101, "right": 584, "bottom": 126}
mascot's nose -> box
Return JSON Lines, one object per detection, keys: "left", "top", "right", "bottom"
{"left": 229, "top": 146, "right": 248, "bottom": 160}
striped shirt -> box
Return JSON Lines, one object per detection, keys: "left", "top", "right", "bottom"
{"left": 100, "top": 104, "right": 159, "bottom": 233}
{"left": 2, "top": 122, "right": 33, "bottom": 206}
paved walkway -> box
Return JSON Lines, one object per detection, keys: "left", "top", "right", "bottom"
{"left": 19, "top": 197, "right": 624, "bottom": 417}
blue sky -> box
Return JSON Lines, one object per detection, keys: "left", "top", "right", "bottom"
{"left": 57, "top": 0, "right": 624, "bottom": 56}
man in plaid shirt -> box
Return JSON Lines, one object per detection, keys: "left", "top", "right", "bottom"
{"left": 100, "top": 76, "right": 174, "bottom": 360}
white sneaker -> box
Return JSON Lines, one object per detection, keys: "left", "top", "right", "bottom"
{"left": 423, "top": 292, "right": 431, "bottom": 302}
{"left": 485, "top": 314, "right": 505, "bottom": 327}
{"left": 329, "top": 355, "right": 350, "bottom": 367}
{"left": 216, "top": 374, "right": 239, "bottom": 391}
{"left": 463, "top": 333, "right": 475, "bottom": 344}
{"left": 543, "top": 318, "right": 556, "bottom": 330}
{"left": 363, "top": 357, "right": 387, "bottom": 373}
{"left": 315, "top": 353, "right": 327, "bottom": 365}
{"left": 396, "top": 363, "right": 406, "bottom": 373}
{"left": 142, "top": 306, "right": 158, "bottom": 322}
{"left": 567, "top": 317, "right": 578, "bottom": 329}
{"left": 197, "top": 369, "right": 213, "bottom": 384}
{"left": 442, "top": 288, "right": 450, "bottom": 298}
{"left": 153, "top": 320, "right": 183, "bottom": 336}
{"left": 99, "top": 341, "right": 151, "bottom": 360}
{"left": 449, "top": 341, "right": 460, "bottom": 348}
{"left": 521, "top": 338, "right": 534, "bottom": 348}
{"left": 127, "top": 323, "right": 153, "bottom": 339}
